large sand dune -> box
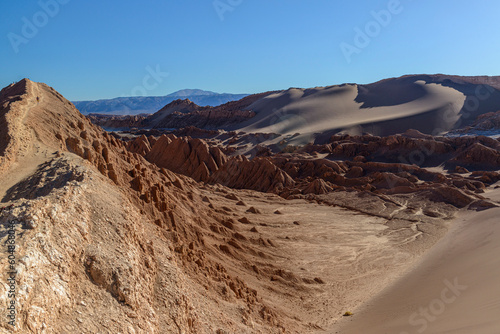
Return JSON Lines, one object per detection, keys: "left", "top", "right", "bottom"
{"left": 236, "top": 75, "right": 500, "bottom": 140}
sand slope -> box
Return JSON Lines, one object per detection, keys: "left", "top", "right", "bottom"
{"left": 334, "top": 204, "right": 500, "bottom": 334}
{"left": 240, "top": 82, "right": 465, "bottom": 137}
{"left": 235, "top": 75, "right": 500, "bottom": 140}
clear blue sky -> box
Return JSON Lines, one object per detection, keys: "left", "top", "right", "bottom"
{"left": 1, "top": 0, "right": 499, "bottom": 100}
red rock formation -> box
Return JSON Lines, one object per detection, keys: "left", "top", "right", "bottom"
{"left": 127, "top": 134, "right": 152, "bottom": 155}
{"left": 451, "top": 143, "right": 500, "bottom": 169}
{"left": 427, "top": 186, "right": 477, "bottom": 208}
{"left": 303, "top": 179, "right": 333, "bottom": 194}
{"left": 122, "top": 128, "right": 499, "bottom": 206}
{"left": 210, "top": 156, "right": 295, "bottom": 192}
{"left": 129, "top": 134, "right": 228, "bottom": 182}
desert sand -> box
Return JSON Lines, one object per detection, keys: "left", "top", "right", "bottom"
{"left": 239, "top": 81, "right": 466, "bottom": 139}
{"left": 334, "top": 190, "right": 500, "bottom": 333}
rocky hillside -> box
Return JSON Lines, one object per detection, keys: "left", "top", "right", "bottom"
{"left": 0, "top": 80, "right": 294, "bottom": 333}
{"left": 124, "top": 130, "right": 500, "bottom": 208}
{"left": 88, "top": 91, "right": 273, "bottom": 130}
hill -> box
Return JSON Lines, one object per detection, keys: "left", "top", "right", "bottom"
{"left": 73, "top": 89, "right": 249, "bottom": 115}
{"left": 237, "top": 74, "right": 500, "bottom": 139}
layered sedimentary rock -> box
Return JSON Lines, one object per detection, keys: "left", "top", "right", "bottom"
{"left": 209, "top": 156, "right": 295, "bottom": 192}
{"left": 128, "top": 134, "right": 295, "bottom": 193}
{"left": 144, "top": 135, "right": 227, "bottom": 181}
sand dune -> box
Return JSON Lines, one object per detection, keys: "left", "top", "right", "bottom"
{"left": 334, "top": 192, "right": 500, "bottom": 334}
{"left": 233, "top": 75, "right": 500, "bottom": 142}
{"left": 239, "top": 81, "right": 465, "bottom": 138}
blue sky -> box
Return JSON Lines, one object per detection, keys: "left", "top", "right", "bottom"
{"left": 1, "top": 0, "right": 499, "bottom": 100}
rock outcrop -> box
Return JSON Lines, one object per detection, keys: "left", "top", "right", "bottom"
{"left": 210, "top": 156, "right": 295, "bottom": 192}
{"left": 0, "top": 79, "right": 293, "bottom": 333}
{"left": 122, "top": 126, "right": 499, "bottom": 209}
{"left": 128, "top": 133, "right": 296, "bottom": 193}
{"left": 451, "top": 143, "right": 500, "bottom": 169}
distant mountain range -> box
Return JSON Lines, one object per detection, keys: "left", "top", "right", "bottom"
{"left": 72, "top": 89, "right": 249, "bottom": 115}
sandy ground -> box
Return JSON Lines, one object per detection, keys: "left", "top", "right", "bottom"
{"left": 197, "top": 187, "right": 447, "bottom": 331}
{"left": 0, "top": 146, "right": 54, "bottom": 204}
{"left": 333, "top": 189, "right": 500, "bottom": 334}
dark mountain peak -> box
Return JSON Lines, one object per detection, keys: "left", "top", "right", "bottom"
{"left": 156, "top": 98, "right": 200, "bottom": 111}
{"left": 168, "top": 89, "right": 216, "bottom": 97}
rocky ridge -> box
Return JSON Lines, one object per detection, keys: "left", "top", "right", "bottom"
{"left": 0, "top": 80, "right": 299, "bottom": 333}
